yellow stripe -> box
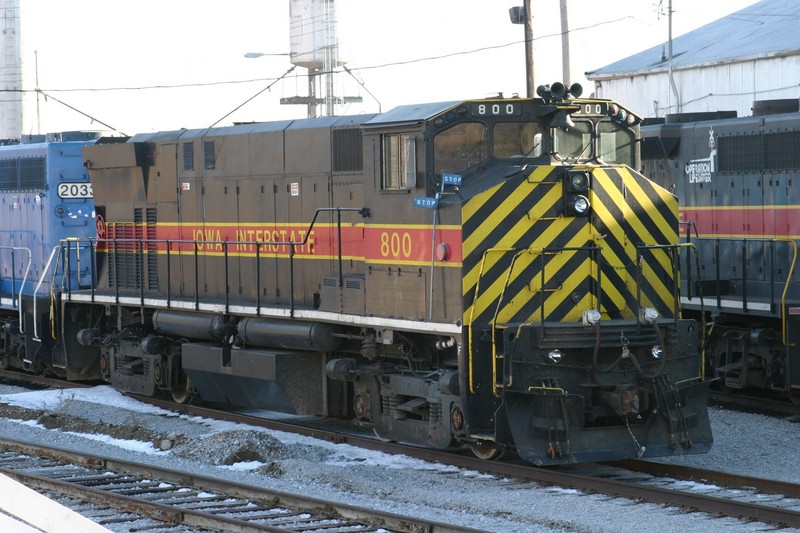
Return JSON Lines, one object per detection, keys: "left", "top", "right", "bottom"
{"left": 684, "top": 205, "right": 800, "bottom": 211}
{"left": 113, "top": 221, "right": 463, "bottom": 231}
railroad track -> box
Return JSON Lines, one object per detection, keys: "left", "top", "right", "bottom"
{"left": 0, "top": 436, "right": 483, "bottom": 533}
{"left": 135, "top": 397, "right": 800, "bottom": 529}
{"left": 709, "top": 389, "right": 800, "bottom": 417}
{"left": 2, "top": 369, "right": 799, "bottom": 529}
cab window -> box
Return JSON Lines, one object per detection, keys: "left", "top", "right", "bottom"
{"left": 433, "top": 122, "right": 487, "bottom": 177}
{"left": 598, "top": 121, "right": 636, "bottom": 167}
{"left": 554, "top": 121, "right": 593, "bottom": 160}
{"left": 493, "top": 122, "right": 543, "bottom": 158}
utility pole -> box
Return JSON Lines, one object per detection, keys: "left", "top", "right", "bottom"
{"left": 524, "top": 0, "right": 534, "bottom": 97}
{"left": 560, "top": 0, "right": 570, "bottom": 84}
{"left": 667, "top": 0, "right": 681, "bottom": 112}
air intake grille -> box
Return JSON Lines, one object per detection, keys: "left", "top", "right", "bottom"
{"left": 332, "top": 129, "right": 363, "bottom": 172}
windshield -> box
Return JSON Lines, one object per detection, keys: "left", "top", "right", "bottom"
{"left": 433, "top": 120, "right": 544, "bottom": 177}
{"left": 554, "top": 121, "right": 592, "bottom": 160}
{"left": 433, "top": 122, "right": 487, "bottom": 177}
{"left": 598, "top": 120, "right": 636, "bottom": 167}
{"left": 493, "top": 122, "right": 543, "bottom": 158}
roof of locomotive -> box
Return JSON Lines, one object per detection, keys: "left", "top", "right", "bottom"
{"left": 128, "top": 113, "right": 382, "bottom": 143}
{"left": 364, "top": 101, "right": 461, "bottom": 126}
{"left": 127, "top": 101, "right": 480, "bottom": 142}
{"left": 587, "top": 0, "right": 800, "bottom": 79}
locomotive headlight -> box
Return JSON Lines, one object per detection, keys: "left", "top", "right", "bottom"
{"left": 546, "top": 349, "right": 563, "bottom": 363}
{"left": 651, "top": 345, "right": 663, "bottom": 359}
{"left": 567, "top": 194, "right": 590, "bottom": 216}
{"left": 564, "top": 171, "right": 591, "bottom": 217}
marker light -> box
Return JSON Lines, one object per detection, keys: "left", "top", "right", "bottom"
{"left": 568, "top": 171, "right": 590, "bottom": 193}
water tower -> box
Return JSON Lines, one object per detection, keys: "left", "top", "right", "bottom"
{"left": 0, "top": 0, "right": 22, "bottom": 140}
{"left": 282, "top": 0, "right": 360, "bottom": 117}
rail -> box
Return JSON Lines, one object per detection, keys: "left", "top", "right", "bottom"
{"left": 0, "top": 246, "right": 32, "bottom": 333}
{"left": 59, "top": 207, "right": 368, "bottom": 318}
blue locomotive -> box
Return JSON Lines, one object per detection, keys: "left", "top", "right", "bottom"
{"left": 0, "top": 131, "right": 101, "bottom": 378}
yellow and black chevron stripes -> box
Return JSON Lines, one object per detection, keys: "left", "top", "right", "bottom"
{"left": 590, "top": 166, "right": 679, "bottom": 317}
{"left": 462, "top": 165, "right": 680, "bottom": 329}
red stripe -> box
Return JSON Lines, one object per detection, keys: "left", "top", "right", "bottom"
{"left": 106, "top": 223, "right": 463, "bottom": 265}
{"left": 682, "top": 206, "right": 800, "bottom": 237}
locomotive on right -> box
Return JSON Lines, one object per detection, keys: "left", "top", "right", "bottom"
{"left": 641, "top": 100, "right": 800, "bottom": 403}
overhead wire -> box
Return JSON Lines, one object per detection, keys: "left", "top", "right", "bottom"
{"left": 10, "top": 16, "right": 636, "bottom": 96}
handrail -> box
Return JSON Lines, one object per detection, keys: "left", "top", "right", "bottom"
{"left": 66, "top": 207, "right": 369, "bottom": 317}
{"left": 0, "top": 246, "right": 32, "bottom": 333}
{"left": 775, "top": 238, "right": 798, "bottom": 347}
{"left": 634, "top": 243, "right": 684, "bottom": 323}
{"left": 32, "top": 246, "right": 61, "bottom": 342}
{"left": 467, "top": 244, "right": 601, "bottom": 396}
{"left": 467, "top": 247, "right": 517, "bottom": 395}
{"left": 492, "top": 245, "right": 602, "bottom": 396}
{"left": 678, "top": 236, "right": 798, "bottom": 347}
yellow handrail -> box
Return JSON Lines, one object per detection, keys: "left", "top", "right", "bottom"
{"left": 774, "top": 238, "right": 798, "bottom": 347}
{"left": 467, "top": 247, "right": 517, "bottom": 394}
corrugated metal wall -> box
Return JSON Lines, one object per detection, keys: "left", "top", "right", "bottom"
{"left": 592, "top": 55, "right": 800, "bottom": 119}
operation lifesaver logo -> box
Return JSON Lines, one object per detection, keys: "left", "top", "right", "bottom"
{"left": 685, "top": 158, "right": 712, "bottom": 183}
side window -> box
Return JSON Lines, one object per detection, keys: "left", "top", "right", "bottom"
{"left": 382, "top": 133, "right": 416, "bottom": 190}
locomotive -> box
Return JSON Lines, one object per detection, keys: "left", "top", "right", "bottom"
{"left": 642, "top": 102, "right": 800, "bottom": 404}
{"left": 0, "top": 131, "right": 100, "bottom": 377}
{"left": 0, "top": 84, "right": 713, "bottom": 465}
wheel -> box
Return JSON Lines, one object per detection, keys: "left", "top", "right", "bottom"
{"left": 788, "top": 390, "right": 800, "bottom": 405}
{"left": 170, "top": 375, "right": 195, "bottom": 404}
{"left": 373, "top": 428, "right": 394, "bottom": 443}
{"left": 469, "top": 441, "right": 505, "bottom": 461}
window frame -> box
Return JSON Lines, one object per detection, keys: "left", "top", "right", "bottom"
{"left": 381, "top": 132, "right": 416, "bottom": 190}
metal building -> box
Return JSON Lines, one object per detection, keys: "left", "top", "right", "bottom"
{"left": 586, "top": 0, "right": 800, "bottom": 118}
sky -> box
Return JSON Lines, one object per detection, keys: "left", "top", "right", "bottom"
{"left": 15, "top": 0, "right": 759, "bottom": 136}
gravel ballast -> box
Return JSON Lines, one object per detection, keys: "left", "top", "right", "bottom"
{"left": 0, "top": 383, "right": 796, "bottom": 533}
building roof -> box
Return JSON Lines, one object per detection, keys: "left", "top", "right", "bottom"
{"left": 586, "top": 0, "right": 800, "bottom": 79}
